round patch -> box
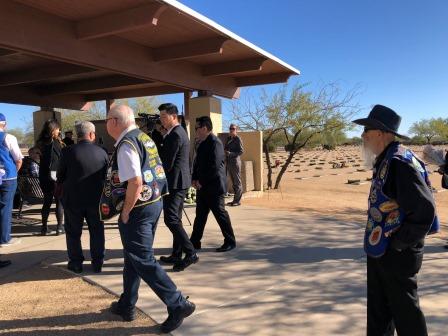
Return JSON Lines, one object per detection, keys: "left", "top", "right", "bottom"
{"left": 369, "top": 207, "right": 383, "bottom": 222}
{"left": 155, "top": 165, "right": 165, "bottom": 179}
{"left": 101, "top": 203, "right": 110, "bottom": 216}
{"left": 385, "top": 210, "right": 400, "bottom": 226}
{"left": 379, "top": 200, "right": 399, "bottom": 213}
{"left": 116, "top": 200, "right": 124, "bottom": 211}
{"left": 111, "top": 171, "right": 121, "bottom": 187}
{"left": 112, "top": 188, "right": 126, "bottom": 197}
{"left": 369, "top": 226, "right": 382, "bottom": 246}
{"left": 143, "top": 170, "right": 154, "bottom": 183}
{"left": 103, "top": 184, "right": 112, "bottom": 198}
{"left": 139, "top": 184, "right": 152, "bottom": 202}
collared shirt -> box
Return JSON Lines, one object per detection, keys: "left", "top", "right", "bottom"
{"left": 0, "top": 130, "right": 23, "bottom": 162}
{"left": 115, "top": 125, "right": 141, "bottom": 182}
{"left": 163, "top": 124, "right": 179, "bottom": 138}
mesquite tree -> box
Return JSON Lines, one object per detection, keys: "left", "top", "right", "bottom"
{"left": 230, "top": 83, "right": 360, "bottom": 189}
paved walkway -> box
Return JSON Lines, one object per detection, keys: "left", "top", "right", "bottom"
{"left": 1, "top": 204, "right": 447, "bottom": 335}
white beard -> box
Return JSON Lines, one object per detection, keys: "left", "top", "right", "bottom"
{"left": 361, "top": 144, "right": 376, "bottom": 169}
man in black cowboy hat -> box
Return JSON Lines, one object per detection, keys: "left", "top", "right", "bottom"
{"left": 353, "top": 104, "right": 439, "bottom": 336}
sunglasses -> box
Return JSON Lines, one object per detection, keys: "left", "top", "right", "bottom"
{"left": 229, "top": 127, "right": 236, "bottom": 131}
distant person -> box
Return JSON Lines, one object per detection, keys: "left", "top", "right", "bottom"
{"left": 57, "top": 121, "right": 108, "bottom": 274}
{"left": 190, "top": 116, "right": 236, "bottom": 252}
{"left": 19, "top": 147, "right": 40, "bottom": 177}
{"left": 158, "top": 103, "right": 198, "bottom": 272}
{"left": 100, "top": 104, "right": 195, "bottom": 333}
{"left": 62, "top": 130, "right": 74, "bottom": 146}
{"left": 353, "top": 105, "right": 439, "bottom": 336}
{"left": 0, "top": 113, "right": 23, "bottom": 247}
{"left": 36, "top": 119, "right": 65, "bottom": 236}
{"left": 224, "top": 124, "right": 244, "bottom": 206}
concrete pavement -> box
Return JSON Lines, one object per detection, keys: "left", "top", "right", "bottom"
{"left": 1, "top": 204, "right": 447, "bottom": 335}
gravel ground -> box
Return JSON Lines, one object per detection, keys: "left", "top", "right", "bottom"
{"left": 0, "top": 264, "right": 163, "bottom": 335}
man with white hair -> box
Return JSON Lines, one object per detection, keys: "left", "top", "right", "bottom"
{"left": 0, "top": 112, "right": 23, "bottom": 249}
{"left": 100, "top": 105, "right": 195, "bottom": 333}
{"left": 57, "top": 121, "right": 108, "bottom": 273}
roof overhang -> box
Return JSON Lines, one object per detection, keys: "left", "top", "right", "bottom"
{"left": 0, "top": 0, "right": 300, "bottom": 110}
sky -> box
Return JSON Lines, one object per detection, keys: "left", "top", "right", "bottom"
{"left": 1, "top": 0, "right": 448, "bottom": 137}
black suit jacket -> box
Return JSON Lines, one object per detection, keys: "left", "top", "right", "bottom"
{"left": 57, "top": 140, "right": 108, "bottom": 208}
{"left": 192, "top": 133, "right": 226, "bottom": 195}
{"left": 160, "top": 125, "right": 191, "bottom": 190}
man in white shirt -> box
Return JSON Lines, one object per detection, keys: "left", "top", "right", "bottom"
{"left": 100, "top": 105, "right": 195, "bottom": 333}
{"left": 0, "top": 113, "right": 23, "bottom": 249}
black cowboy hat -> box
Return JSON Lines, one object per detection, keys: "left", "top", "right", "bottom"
{"left": 352, "top": 104, "right": 410, "bottom": 140}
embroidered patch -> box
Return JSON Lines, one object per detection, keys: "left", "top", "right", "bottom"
{"left": 152, "top": 181, "right": 160, "bottom": 198}
{"left": 138, "top": 184, "right": 152, "bottom": 202}
{"left": 106, "top": 167, "right": 112, "bottom": 180}
{"left": 379, "top": 200, "right": 399, "bottom": 213}
{"left": 101, "top": 203, "right": 110, "bottom": 216}
{"left": 368, "top": 226, "right": 382, "bottom": 246}
{"left": 143, "top": 170, "right": 154, "bottom": 183}
{"left": 112, "top": 188, "right": 126, "bottom": 197}
{"left": 155, "top": 165, "right": 165, "bottom": 179}
{"left": 379, "top": 163, "right": 388, "bottom": 180}
{"left": 111, "top": 170, "right": 121, "bottom": 187}
{"left": 366, "top": 219, "right": 374, "bottom": 231}
{"left": 369, "top": 188, "right": 378, "bottom": 204}
{"left": 103, "top": 184, "right": 112, "bottom": 198}
{"left": 385, "top": 210, "right": 400, "bottom": 226}
{"left": 369, "top": 207, "right": 383, "bottom": 222}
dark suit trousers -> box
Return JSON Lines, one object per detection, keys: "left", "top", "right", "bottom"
{"left": 190, "top": 189, "right": 236, "bottom": 246}
{"left": 64, "top": 206, "right": 105, "bottom": 267}
{"left": 367, "top": 249, "right": 427, "bottom": 336}
{"left": 227, "top": 159, "right": 242, "bottom": 203}
{"left": 163, "top": 189, "right": 195, "bottom": 257}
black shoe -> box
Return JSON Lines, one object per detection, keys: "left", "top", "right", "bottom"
{"left": 160, "top": 255, "right": 182, "bottom": 264}
{"left": 216, "top": 243, "right": 236, "bottom": 252}
{"left": 92, "top": 262, "right": 103, "bottom": 273}
{"left": 40, "top": 227, "right": 52, "bottom": 236}
{"left": 56, "top": 226, "right": 65, "bottom": 236}
{"left": 191, "top": 241, "right": 201, "bottom": 251}
{"left": 161, "top": 297, "right": 196, "bottom": 333}
{"left": 173, "top": 254, "right": 199, "bottom": 272}
{"left": 67, "top": 263, "right": 83, "bottom": 274}
{"left": 110, "top": 301, "right": 136, "bottom": 321}
{"left": 0, "top": 260, "right": 11, "bottom": 268}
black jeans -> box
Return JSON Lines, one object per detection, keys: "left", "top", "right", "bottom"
{"left": 64, "top": 206, "right": 105, "bottom": 267}
{"left": 367, "top": 248, "right": 427, "bottom": 336}
{"left": 41, "top": 189, "right": 63, "bottom": 228}
{"left": 163, "top": 189, "right": 195, "bottom": 257}
{"left": 190, "top": 190, "right": 236, "bottom": 246}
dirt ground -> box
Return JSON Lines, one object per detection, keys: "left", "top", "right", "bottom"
{"left": 0, "top": 264, "right": 161, "bottom": 336}
{"left": 245, "top": 145, "right": 448, "bottom": 239}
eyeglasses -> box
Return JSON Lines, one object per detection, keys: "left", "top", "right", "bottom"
{"left": 229, "top": 128, "right": 236, "bottom": 131}
{"left": 105, "top": 117, "right": 117, "bottom": 123}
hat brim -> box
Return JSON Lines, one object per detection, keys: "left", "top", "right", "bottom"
{"left": 352, "top": 118, "right": 410, "bottom": 140}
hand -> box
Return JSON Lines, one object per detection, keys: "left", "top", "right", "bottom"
{"left": 120, "top": 211, "right": 130, "bottom": 224}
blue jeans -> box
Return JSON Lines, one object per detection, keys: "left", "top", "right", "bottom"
{"left": 118, "top": 200, "right": 185, "bottom": 312}
{"left": 0, "top": 179, "right": 17, "bottom": 244}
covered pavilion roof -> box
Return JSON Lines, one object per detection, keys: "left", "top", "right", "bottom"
{"left": 0, "top": 0, "right": 300, "bottom": 110}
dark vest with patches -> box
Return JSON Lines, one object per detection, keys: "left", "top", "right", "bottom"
{"left": 99, "top": 128, "right": 168, "bottom": 220}
{"left": 365, "top": 143, "right": 439, "bottom": 257}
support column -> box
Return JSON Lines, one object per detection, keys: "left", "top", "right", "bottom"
{"left": 188, "top": 94, "right": 223, "bottom": 149}
{"left": 33, "top": 107, "right": 61, "bottom": 142}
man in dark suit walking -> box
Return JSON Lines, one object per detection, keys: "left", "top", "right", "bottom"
{"left": 57, "top": 121, "right": 108, "bottom": 273}
{"left": 158, "top": 103, "right": 198, "bottom": 272}
{"left": 190, "top": 116, "right": 236, "bottom": 252}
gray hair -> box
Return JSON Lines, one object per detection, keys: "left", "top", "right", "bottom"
{"left": 108, "top": 104, "right": 135, "bottom": 127}
{"left": 75, "top": 121, "right": 95, "bottom": 139}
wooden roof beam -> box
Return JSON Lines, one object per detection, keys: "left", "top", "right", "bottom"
{"left": 36, "top": 75, "right": 153, "bottom": 96}
{"left": 235, "top": 73, "right": 292, "bottom": 87}
{"left": 76, "top": 4, "right": 167, "bottom": 40}
{"left": 203, "top": 57, "right": 267, "bottom": 77}
{"left": 85, "top": 85, "right": 185, "bottom": 101}
{"left": 153, "top": 37, "right": 228, "bottom": 62}
{"left": 0, "top": 48, "right": 20, "bottom": 57}
{"left": 0, "top": 64, "right": 97, "bottom": 86}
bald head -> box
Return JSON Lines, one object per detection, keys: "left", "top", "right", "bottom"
{"left": 108, "top": 104, "right": 135, "bottom": 128}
